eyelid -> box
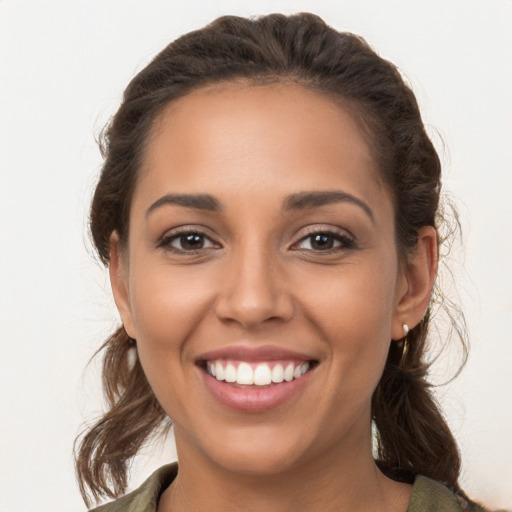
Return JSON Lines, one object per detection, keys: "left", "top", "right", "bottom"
{"left": 156, "top": 224, "right": 355, "bottom": 254}
{"left": 157, "top": 225, "right": 222, "bottom": 252}
{"left": 290, "top": 225, "right": 355, "bottom": 251}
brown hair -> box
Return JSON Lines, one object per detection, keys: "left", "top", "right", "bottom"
{"left": 76, "top": 12, "right": 466, "bottom": 505}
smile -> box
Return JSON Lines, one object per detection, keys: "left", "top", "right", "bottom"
{"left": 196, "top": 346, "right": 318, "bottom": 412}
{"left": 206, "top": 360, "right": 311, "bottom": 386}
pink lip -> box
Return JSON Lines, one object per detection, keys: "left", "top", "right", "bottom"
{"left": 201, "top": 369, "right": 313, "bottom": 412}
{"left": 198, "top": 344, "right": 314, "bottom": 363}
{"left": 196, "top": 344, "right": 316, "bottom": 413}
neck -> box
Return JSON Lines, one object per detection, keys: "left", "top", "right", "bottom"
{"left": 158, "top": 434, "right": 412, "bottom": 512}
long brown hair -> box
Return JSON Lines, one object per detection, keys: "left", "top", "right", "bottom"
{"left": 76, "top": 13, "right": 466, "bottom": 505}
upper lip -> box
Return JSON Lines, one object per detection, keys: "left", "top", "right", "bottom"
{"left": 197, "top": 344, "right": 316, "bottom": 363}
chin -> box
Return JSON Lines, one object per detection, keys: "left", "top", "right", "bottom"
{"left": 198, "top": 424, "right": 316, "bottom": 477}
{"left": 215, "top": 448, "right": 305, "bottom": 477}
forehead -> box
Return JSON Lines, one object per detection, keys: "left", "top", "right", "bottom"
{"left": 135, "top": 82, "right": 391, "bottom": 218}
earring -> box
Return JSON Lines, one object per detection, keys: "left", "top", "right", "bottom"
{"left": 400, "top": 324, "right": 409, "bottom": 369}
{"left": 127, "top": 339, "right": 137, "bottom": 371}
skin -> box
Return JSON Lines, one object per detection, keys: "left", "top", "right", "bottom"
{"left": 110, "top": 82, "right": 437, "bottom": 512}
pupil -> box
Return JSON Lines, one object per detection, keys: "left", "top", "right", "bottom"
{"left": 182, "top": 234, "right": 203, "bottom": 249}
{"left": 312, "top": 234, "right": 333, "bottom": 250}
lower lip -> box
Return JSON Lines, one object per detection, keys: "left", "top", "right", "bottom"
{"left": 201, "top": 368, "right": 313, "bottom": 412}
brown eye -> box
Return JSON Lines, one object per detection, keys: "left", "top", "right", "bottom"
{"left": 310, "top": 233, "right": 336, "bottom": 250}
{"left": 160, "top": 230, "right": 218, "bottom": 253}
{"left": 178, "top": 233, "right": 206, "bottom": 250}
{"left": 293, "top": 230, "right": 354, "bottom": 252}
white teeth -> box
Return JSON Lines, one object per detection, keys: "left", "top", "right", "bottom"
{"left": 224, "top": 363, "right": 237, "bottom": 383}
{"left": 271, "top": 364, "right": 284, "bottom": 383}
{"left": 284, "top": 363, "right": 294, "bottom": 382}
{"left": 293, "top": 362, "right": 310, "bottom": 378}
{"left": 236, "top": 362, "right": 254, "bottom": 385}
{"left": 253, "top": 364, "right": 272, "bottom": 385}
{"left": 208, "top": 360, "right": 311, "bottom": 386}
{"left": 215, "top": 361, "right": 224, "bottom": 381}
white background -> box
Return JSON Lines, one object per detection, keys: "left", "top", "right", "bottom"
{"left": 1, "top": 1, "right": 511, "bottom": 510}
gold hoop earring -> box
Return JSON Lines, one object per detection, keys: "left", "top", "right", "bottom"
{"left": 400, "top": 323, "right": 409, "bottom": 369}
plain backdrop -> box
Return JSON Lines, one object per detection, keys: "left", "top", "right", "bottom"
{"left": 1, "top": 1, "right": 511, "bottom": 510}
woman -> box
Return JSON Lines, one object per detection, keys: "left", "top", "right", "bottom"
{"left": 75, "top": 13, "right": 488, "bottom": 511}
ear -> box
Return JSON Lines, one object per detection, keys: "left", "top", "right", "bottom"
{"left": 392, "top": 226, "right": 438, "bottom": 340}
{"left": 109, "top": 232, "right": 136, "bottom": 339}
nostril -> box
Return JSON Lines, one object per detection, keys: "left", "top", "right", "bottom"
{"left": 214, "top": 295, "right": 295, "bottom": 328}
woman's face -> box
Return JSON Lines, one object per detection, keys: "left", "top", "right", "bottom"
{"left": 112, "top": 82, "right": 411, "bottom": 476}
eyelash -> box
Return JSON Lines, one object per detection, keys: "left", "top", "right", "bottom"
{"left": 158, "top": 227, "right": 355, "bottom": 254}
{"left": 291, "top": 228, "right": 355, "bottom": 253}
{"left": 158, "top": 228, "right": 219, "bottom": 254}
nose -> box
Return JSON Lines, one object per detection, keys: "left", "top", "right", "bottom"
{"left": 214, "top": 244, "right": 295, "bottom": 329}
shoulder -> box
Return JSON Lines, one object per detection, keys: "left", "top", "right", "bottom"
{"left": 89, "top": 463, "right": 178, "bottom": 512}
{"left": 409, "top": 475, "right": 490, "bottom": 512}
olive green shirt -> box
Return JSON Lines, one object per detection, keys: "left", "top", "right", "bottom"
{"left": 90, "top": 463, "right": 489, "bottom": 512}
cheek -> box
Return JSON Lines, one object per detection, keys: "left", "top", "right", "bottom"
{"left": 298, "top": 255, "right": 398, "bottom": 332}
{"left": 127, "top": 261, "right": 215, "bottom": 362}
{"left": 125, "top": 262, "right": 219, "bottom": 425}
{"left": 295, "top": 256, "right": 398, "bottom": 379}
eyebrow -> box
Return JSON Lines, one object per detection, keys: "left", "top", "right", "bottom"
{"left": 146, "top": 193, "right": 223, "bottom": 217}
{"left": 145, "top": 189, "right": 374, "bottom": 223}
{"left": 283, "top": 190, "right": 374, "bottom": 223}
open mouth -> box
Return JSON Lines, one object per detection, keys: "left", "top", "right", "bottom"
{"left": 198, "top": 359, "right": 318, "bottom": 387}
{"left": 196, "top": 346, "right": 319, "bottom": 411}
